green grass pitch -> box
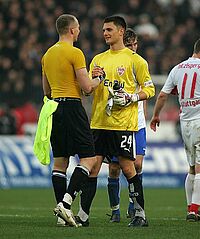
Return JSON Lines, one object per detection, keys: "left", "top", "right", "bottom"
{"left": 0, "top": 188, "right": 199, "bottom": 239}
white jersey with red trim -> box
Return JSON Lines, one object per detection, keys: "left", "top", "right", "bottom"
{"left": 162, "top": 57, "right": 200, "bottom": 121}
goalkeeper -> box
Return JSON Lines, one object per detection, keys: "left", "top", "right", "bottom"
{"left": 106, "top": 29, "right": 147, "bottom": 223}
{"left": 77, "top": 16, "right": 155, "bottom": 227}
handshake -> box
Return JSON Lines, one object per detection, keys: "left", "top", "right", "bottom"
{"left": 110, "top": 83, "right": 139, "bottom": 107}
{"left": 92, "top": 65, "right": 106, "bottom": 83}
{"left": 83, "top": 65, "right": 106, "bottom": 96}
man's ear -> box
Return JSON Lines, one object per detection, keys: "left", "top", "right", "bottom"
{"left": 70, "top": 28, "right": 74, "bottom": 35}
{"left": 119, "top": 28, "right": 125, "bottom": 36}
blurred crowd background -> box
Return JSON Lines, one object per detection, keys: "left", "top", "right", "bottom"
{"left": 0, "top": 0, "right": 199, "bottom": 134}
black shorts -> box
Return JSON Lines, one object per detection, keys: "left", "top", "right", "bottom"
{"left": 92, "top": 129, "right": 136, "bottom": 160}
{"left": 51, "top": 98, "right": 95, "bottom": 158}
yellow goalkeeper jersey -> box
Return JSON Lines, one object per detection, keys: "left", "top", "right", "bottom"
{"left": 41, "top": 41, "right": 86, "bottom": 99}
{"left": 90, "top": 47, "right": 155, "bottom": 131}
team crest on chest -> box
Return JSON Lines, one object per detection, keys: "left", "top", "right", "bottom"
{"left": 117, "top": 66, "right": 125, "bottom": 76}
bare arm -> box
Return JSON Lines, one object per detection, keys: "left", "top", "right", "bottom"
{"left": 42, "top": 73, "right": 51, "bottom": 98}
{"left": 137, "top": 91, "right": 149, "bottom": 101}
{"left": 150, "top": 91, "right": 169, "bottom": 132}
{"left": 75, "top": 67, "right": 102, "bottom": 94}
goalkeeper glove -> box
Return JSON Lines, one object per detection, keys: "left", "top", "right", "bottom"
{"left": 113, "top": 90, "right": 139, "bottom": 107}
{"left": 105, "top": 87, "right": 114, "bottom": 116}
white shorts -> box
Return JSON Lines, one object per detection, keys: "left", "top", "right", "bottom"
{"left": 180, "top": 119, "right": 200, "bottom": 166}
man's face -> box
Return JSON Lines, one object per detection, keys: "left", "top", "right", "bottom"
{"left": 103, "top": 22, "right": 124, "bottom": 46}
{"left": 125, "top": 38, "right": 138, "bottom": 52}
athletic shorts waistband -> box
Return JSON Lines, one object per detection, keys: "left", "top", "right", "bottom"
{"left": 53, "top": 97, "right": 81, "bottom": 102}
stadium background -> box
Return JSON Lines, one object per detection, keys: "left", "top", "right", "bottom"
{"left": 0, "top": 0, "right": 200, "bottom": 188}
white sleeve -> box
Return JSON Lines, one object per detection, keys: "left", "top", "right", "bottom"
{"left": 161, "top": 67, "right": 177, "bottom": 94}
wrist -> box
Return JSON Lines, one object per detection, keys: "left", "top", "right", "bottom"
{"left": 94, "top": 76, "right": 104, "bottom": 83}
{"left": 91, "top": 77, "right": 101, "bottom": 89}
{"left": 131, "top": 93, "right": 139, "bottom": 102}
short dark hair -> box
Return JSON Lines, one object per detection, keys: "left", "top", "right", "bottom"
{"left": 103, "top": 15, "right": 127, "bottom": 30}
{"left": 56, "top": 14, "right": 76, "bottom": 35}
{"left": 193, "top": 38, "right": 200, "bottom": 54}
{"left": 123, "top": 28, "right": 137, "bottom": 45}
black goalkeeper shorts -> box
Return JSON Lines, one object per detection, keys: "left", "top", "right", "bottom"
{"left": 51, "top": 98, "right": 95, "bottom": 159}
{"left": 92, "top": 129, "right": 136, "bottom": 160}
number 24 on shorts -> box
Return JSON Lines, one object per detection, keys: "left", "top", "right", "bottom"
{"left": 120, "top": 135, "right": 132, "bottom": 152}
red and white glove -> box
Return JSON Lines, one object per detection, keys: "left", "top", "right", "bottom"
{"left": 113, "top": 89, "right": 139, "bottom": 107}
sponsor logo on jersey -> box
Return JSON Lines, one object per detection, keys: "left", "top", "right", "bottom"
{"left": 104, "top": 80, "right": 125, "bottom": 89}
{"left": 181, "top": 99, "right": 200, "bottom": 107}
{"left": 178, "top": 63, "right": 200, "bottom": 69}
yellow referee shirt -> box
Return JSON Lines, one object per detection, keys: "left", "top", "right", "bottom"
{"left": 90, "top": 47, "right": 155, "bottom": 131}
{"left": 41, "top": 41, "right": 86, "bottom": 99}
